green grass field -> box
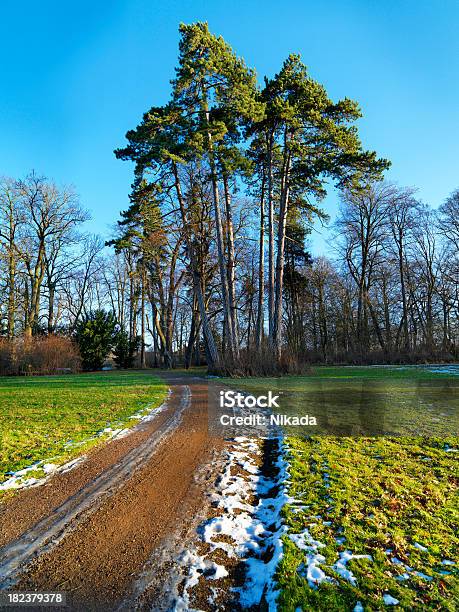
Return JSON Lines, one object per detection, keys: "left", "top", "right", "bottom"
{"left": 231, "top": 366, "right": 459, "bottom": 437}
{"left": 278, "top": 436, "right": 458, "bottom": 610}
{"left": 233, "top": 366, "right": 459, "bottom": 610}
{"left": 310, "top": 365, "right": 459, "bottom": 380}
{"left": 0, "top": 371, "right": 167, "bottom": 490}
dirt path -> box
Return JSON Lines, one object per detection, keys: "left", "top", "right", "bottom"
{"left": 0, "top": 373, "right": 225, "bottom": 611}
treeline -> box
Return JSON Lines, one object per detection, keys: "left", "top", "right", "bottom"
{"left": 1, "top": 23, "right": 457, "bottom": 373}
{"left": 287, "top": 184, "right": 459, "bottom": 363}
{"left": 0, "top": 173, "right": 89, "bottom": 339}
{"left": 0, "top": 173, "right": 149, "bottom": 372}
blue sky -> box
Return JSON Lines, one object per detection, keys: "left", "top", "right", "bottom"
{"left": 1, "top": 0, "right": 458, "bottom": 254}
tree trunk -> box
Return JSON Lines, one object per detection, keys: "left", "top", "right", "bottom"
{"left": 222, "top": 173, "right": 239, "bottom": 355}
{"left": 154, "top": 307, "right": 172, "bottom": 368}
{"left": 172, "top": 162, "right": 220, "bottom": 370}
{"left": 140, "top": 266, "right": 146, "bottom": 368}
{"left": 255, "top": 170, "right": 266, "bottom": 349}
{"left": 272, "top": 139, "right": 292, "bottom": 358}
{"left": 47, "top": 282, "right": 56, "bottom": 334}
{"left": 185, "top": 299, "right": 200, "bottom": 369}
{"left": 7, "top": 254, "right": 16, "bottom": 339}
{"left": 442, "top": 296, "right": 449, "bottom": 351}
{"left": 398, "top": 237, "right": 410, "bottom": 352}
{"left": 267, "top": 130, "right": 275, "bottom": 342}
{"left": 382, "top": 275, "right": 392, "bottom": 352}
{"left": 206, "top": 119, "right": 235, "bottom": 359}
{"left": 318, "top": 282, "right": 328, "bottom": 361}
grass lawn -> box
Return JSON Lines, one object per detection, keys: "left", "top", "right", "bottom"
{"left": 233, "top": 366, "right": 459, "bottom": 610}
{"left": 279, "top": 436, "right": 458, "bottom": 610}
{"left": 310, "top": 364, "right": 459, "bottom": 380}
{"left": 0, "top": 370, "right": 167, "bottom": 491}
{"left": 231, "top": 366, "right": 459, "bottom": 437}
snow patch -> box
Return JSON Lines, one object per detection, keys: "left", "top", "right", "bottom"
{"left": 332, "top": 551, "right": 372, "bottom": 586}
{"left": 175, "top": 436, "right": 289, "bottom": 611}
{"left": 383, "top": 593, "right": 399, "bottom": 605}
{"left": 0, "top": 394, "right": 170, "bottom": 492}
{"left": 412, "top": 571, "right": 433, "bottom": 581}
{"left": 297, "top": 554, "right": 334, "bottom": 589}
{"left": 427, "top": 366, "right": 459, "bottom": 376}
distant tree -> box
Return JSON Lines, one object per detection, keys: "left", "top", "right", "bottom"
{"left": 64, "top": 235, "right": 105, "bottom": 333}
{"left": 336, "top": 183, "right": 393, "bottom": 350}
{"left": 386, "top": 185, "right": 419, "bottom": 352}
{"left": 0, "top": 177, "right": 24, "bottom": 338}
{"left": 283, "top": 207, "right": 312, "bottom": 355}
{"left": 113, "top": 328, "right": 140, "bottom": 369}
{"left": 410, "top": 204, "right": 439, "bottom": 351}
{"left": 74, "top": 310, "right": 116, "bottom": 371}
{"left": 439, "top": 188, "right": 459, "bottom": 252}
{"left": 17, "top": 173, "right": 89, "bottom": 337}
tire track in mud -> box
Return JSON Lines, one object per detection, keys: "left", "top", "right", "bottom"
{"left": 0, "top": 385, "right": 191, "bottom": 589}
{"left": 0, "top": 375, "right": 226, "bottom": 611}
{"left": 0, "top": 383, "right": 177, "bottom": 550}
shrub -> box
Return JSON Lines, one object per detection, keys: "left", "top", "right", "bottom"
{"left": 215, "top": 343, "right": 310, "bottom": 377}
{"left": 74, "top": 310, "right": 117, "bottom": 371}
{"left": 0, "top": 340, "right": 14, "bottom": 375}
{"left": 0, "top": 336, "right": 81, "bottom": 376}
{"left": 113, "top": 329, "right": 140, "bottom": 369}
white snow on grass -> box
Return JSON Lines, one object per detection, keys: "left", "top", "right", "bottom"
{"left": 412, "top": 571, "right": 433, "bottom": 581}
{"left": 0, "top": 455, "right": 86, "bottom": 491}
{"left": 291, "top": 527, "right": 334, "bottom": 589}
{"left": 332, "top": 551, "right": 372, "bottom": 586}
{"left": 427, "top": 365, "right": 459, "bottom": 376}
{"left": 384, "top": 549, "right": 439, "bottom": 583}
{"left": 292, "top": 534, "right": 373, "bottom": 590}
{"left": 0, "top": 394, "right": 170, "bottom": 492}
{"left": 297, "top": 553, "right": 333, "bottom": 589}
{"left": 383, "top": 593, "right": 399, "bottom": 605}
{"left": 286, "top": 454, "right": 373, "bottom": 597}
{"left": 289, "top": 529, "right": 326, "bottom": 553}
{"left": 175, "top": 436, "right": 290, "bottom": 611}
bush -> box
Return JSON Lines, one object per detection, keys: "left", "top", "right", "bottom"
{"left": 0, "top": 336, "right": 81, "bottom": 376}
{"left": 75, "top": 310, "right": 117, "bottom": 371}
{"left": 215, "top": 343, "right": 310, "bottom": 377}
{"left": 113, "top": 330, "right": 140, "bottom": 369}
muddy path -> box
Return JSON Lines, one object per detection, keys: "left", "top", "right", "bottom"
{"left": 0, "top": 373, "right": 226, "bottom": 611}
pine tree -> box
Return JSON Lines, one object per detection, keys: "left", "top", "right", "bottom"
{"left": 255, "top": 55, "right": 389, "bottom": 358}
{"left": 75, "top": 310, "right": 117, "bottom": 371}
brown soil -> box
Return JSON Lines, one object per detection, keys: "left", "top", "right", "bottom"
{"left": 0, "top": 373, "right": 225, "bottom": 611}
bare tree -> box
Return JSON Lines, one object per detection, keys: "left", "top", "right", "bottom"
{"left": 0, "top": 178, "right": 24, "bottom": 338}
{"left": 17, "top": 173, "right": 89, "bottom": 336}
